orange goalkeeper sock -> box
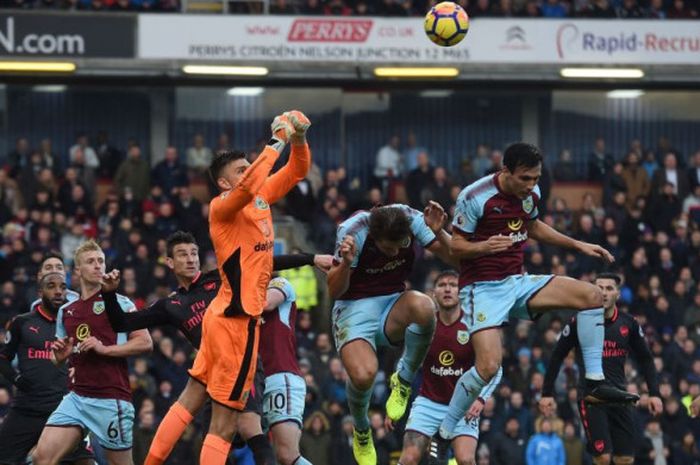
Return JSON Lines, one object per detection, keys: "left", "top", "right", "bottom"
{"left": 200, "top": 434, "right": 232, "bottom": 465}
{"left": 144, "top": 401, "right": 194, "bottom": 465}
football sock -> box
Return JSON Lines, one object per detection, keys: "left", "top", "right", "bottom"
{"left": 144, "top": 401, "right": 194, "bottom": 465}
{"left": 438, "top": 367, "right": 487, "bottom": 439}
{"left": 397, "top": 320, "right": 436, "bottom": 384}
{"left": 577, "top": 308, "right": 605, "bottom": 380}
{"left": 346, "top": 379, "right": 372, "bottom": 431}
{"left": 201, "top": 434, "right": 232, "bottom": 465}
{"left": 247, "top": 433, "right": 275, "bottom": 465}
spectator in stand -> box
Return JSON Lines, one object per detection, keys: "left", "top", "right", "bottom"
{"left": 7, "top": 137, "right": 30, "bottom": 178}
{"left": 270, "top": 0, "right": 297, "bottom": 13}
{"left": 588, "top": 137, "right": 614, "bottom": 183}
{"left": 300, "top": 411, "right": 331, "bottom": 465}
{"left": 683, "top": 185, "right": 700, "bottom": 224}
{"left": 95, "top": 131, "right": 123, "bottom": 178}
{"left": 583, "top": 0, "right": 617, "bottom": 15}
{"left": 37, "top": 138, "right": 60, "bottom": 175}
{"left": 473, "top": 143, "right": 492, "bottom": 176}
{"left": 491, "top": 417, "right": 527, "bottom": 465}
{"left": 300, "top": 0, "right": 324, "bottom": 14}
{"left": 324, "top": 0, "right": 352, "bottom": 14}
{"left": 485, "top": 149, "right": 503, "bottom": 175}
{"left": 652, "top": 152, "right": 690, "bottom": 201}
{"left": 68, "top": 133, "right": 99, "bottom": 170}
{"left": 284, "top": 176, "right": 316, "bottom": 223}
{"left": 617, "top": 0, "right": 645, "bottom": 16}
{"left": 373, "top": 134, "right": 402, "bottom": 185}
{"left": 18, "top": 151, "right": 47, "bottom": 206}
{"left": 151, "top": 146, "right": 188, "bottom": 198}
{"left": 667, "top": 0, "right": 695, "bottom": 17}
{"left": 646, "top": 0, "right": 667, "bottom": 17}
{"left": 114, "top": 145, "right": 150, "bottom": 201}
{"left": 331, "top": 416, "right": 356, "bottom": 465}
{"left": 422, "top": 165, "right": 452, "bottom": 210}
{"left": 622, "top": 151, "right": 650, "bottom": 208}
{"left": 553, "top": 149, "right": 577, "bottom": 182}
{"left": 492, "top": 0, "right": 516, "bottom": 15}
{"left": 405, "top": 151, "right": 434, "bottom": 209}
{"left": 133, "top": 405, "right": 157, "bottom": 465}
{"left": 541, "top": 0, "right": 568, "bottom": 16}
{"left": 525, "top": 418, "right": 565, "bottom": 465}
{"left": 403, "top": 131, "right": 425, "bottom": 172}
{"left": 185, "top": 133, "right": 213, "bottom": 177}
{"left": 471, "top": 0, "right": 494, "bottom": 16}
{"left": 68, "top": 146, "right": 97, "bottom": 195}
{"left": 687, "top": 151, "right": 700, "bottom": 190}
{"left": 520, "top": 0, "right": 543, "bottom": 16}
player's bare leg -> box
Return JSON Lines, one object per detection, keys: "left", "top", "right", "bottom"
{"left": 32, "top": 426, "right": 83, "bottom": 465}
{"left": 270, "top": 422, "right": 305, "bottom": 465}
{"left": 341, "top": 339, "right": 378, "bottom": 465}
{"left": 612, "top": 455, "right": 634, "bottom": 465}
{"left": 103, "top": 449, "right": 134, "bottom": 465}
{"left": 144, "top": 377, "right": 207, "bottom": 465}
{"left": 398, "top": 431, "right": 430, "bottom": 465}
{"left": 201, "top": 402, "right": 239, "bottom": 464}
{"left": 451, "top": 435, "right": 477, "bottom": 465}
{"left": 528, "top": 276, "right": 639, "bottom": 403}
{"left": 384, "top": 291, "right": 437, "bottom": 422}
{"left": 593, "top": 454, "right": 612, "bottom": 465}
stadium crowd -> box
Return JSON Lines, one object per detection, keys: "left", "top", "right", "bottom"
{"left": 0, "top": 131, "right": 699, "bottom": 465}
{"left": 0, "top": 0, "right": 696, "bottom": 19}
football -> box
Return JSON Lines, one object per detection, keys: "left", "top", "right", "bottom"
{"left": 424, "top": 1, "right": 470, "bottom": 47}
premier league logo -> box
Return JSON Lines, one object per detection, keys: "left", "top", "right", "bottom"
{"left": 522, "top": 196, "right": 534, "bottom": 214}
{"left": 457, "top": 330, "right": 470, "bottom": 345}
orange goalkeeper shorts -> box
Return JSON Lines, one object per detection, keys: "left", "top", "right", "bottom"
{"left": 189, "top": 311, "right": 260, "bottom": 410}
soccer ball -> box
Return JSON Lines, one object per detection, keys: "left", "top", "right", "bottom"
{"left": 424, "top": 2, "right": 470, "bottom": 47}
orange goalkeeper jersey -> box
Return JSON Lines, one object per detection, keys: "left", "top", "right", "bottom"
{"left": 208, "top": 142, "right": 311, "bottom": 318}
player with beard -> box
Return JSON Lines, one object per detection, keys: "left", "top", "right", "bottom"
{"left": 101, "top": 231, "right": 331, "bottom": 465}
{"left": 0, "top": 272, "right": 94, "bottom": 465}
{"left": 392, "top": 271, "right": 501, "bottom": 465}
{"left": 540, "top": 273, "right": 663, "bottom": 465}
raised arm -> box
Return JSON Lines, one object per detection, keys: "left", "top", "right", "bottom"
{"left": 260, "top": 111, "right": 312, "bottom": 205}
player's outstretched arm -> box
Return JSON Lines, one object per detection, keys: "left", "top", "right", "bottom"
{"left": 327, "top": 235, "right": 356, "bottom": 299}
{"left": 102, "top": 270, "right": 170, "bottom": 333}
{"left": 260, "top": 110, "right": 312, "bottom": 205}
{"left": 528, "top": 219, "right": 614, "bottom": 263}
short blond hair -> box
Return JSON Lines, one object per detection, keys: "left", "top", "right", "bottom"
{"left": 74, "top": 239, "right": 103, "bottom": 266}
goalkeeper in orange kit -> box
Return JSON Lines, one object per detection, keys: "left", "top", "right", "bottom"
{"left": 144, "top": 110, "right": 311, "bottom": 465}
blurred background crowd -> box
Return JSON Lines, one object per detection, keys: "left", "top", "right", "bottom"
{"left": 0, "top": 0, "right": 696, "bottom": 21}
{"left": 0, "top": 131, "right": 699, "bottom": 465}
